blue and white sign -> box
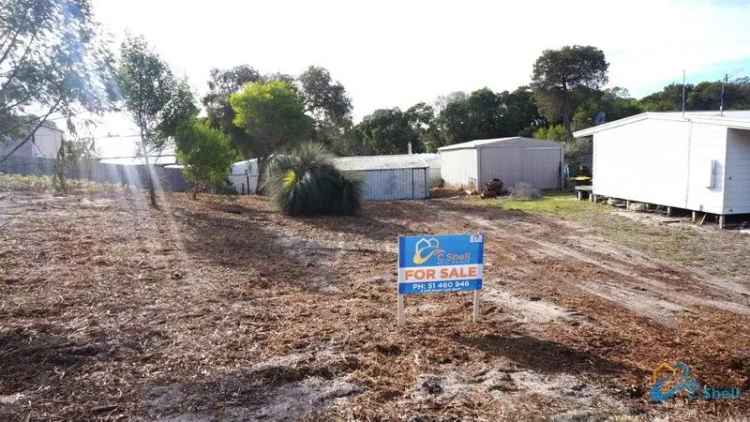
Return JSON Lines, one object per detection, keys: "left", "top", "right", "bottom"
{"left": 397, "top": 233, "right": 484, "bottom": 295}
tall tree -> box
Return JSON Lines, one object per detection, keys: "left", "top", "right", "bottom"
{"left": 433, "top": 87, "right": 544, "bottom": 147}
{"left": 201, "top": 65, "right": 262, "bottom": 157}
{"left": 0, "top": 0, "right": 116, "bottom": 162}
{"left": 499, "top": 86, "right": 546, "bottom": 136}
{"left": 353, "top": 108, "right": 419, "bottom": 155}
{"left": 531, "top": 45, "right": 609, "bottom": 137}
{"left": 405, "top": 102, "right": 443, "bottom": 152}
{"left": 117, "top": 35, "right": 198, "bottom": 207}
{"left": 229, "top": 80, "right": 312, "bottom": 160}
{"left": 298, "top": 66, "right": 353, "bottom": 152}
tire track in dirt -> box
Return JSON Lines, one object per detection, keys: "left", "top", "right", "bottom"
{"left": 425, "top": 202, "right": 750, "bottom": 327}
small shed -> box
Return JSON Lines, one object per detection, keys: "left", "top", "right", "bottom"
{"left": 438, "top": 137, "right": 563, "bottom": 190}
{"left": 331, "top": 155, "right": 430, "bottom": 201}
{"left": 229, "top": 159, "right": 259, "bottom": 194}
{"left": 573, "top": 111, "right": 750, "bottom": 227}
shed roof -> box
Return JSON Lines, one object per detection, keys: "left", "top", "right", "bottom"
{"left": 573, "top": 110, "right": 750, "bottom": 138}
{"left": 437, "top": 137, "right": 559, "bottom": 151}
{"left": 331, "top": 154, "right": 429, "bottom": 171}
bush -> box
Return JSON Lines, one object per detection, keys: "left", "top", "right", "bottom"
{"left": 265, "top": 143, "right": 361, "bottom": 216}
{"left": 175, "top": 120, "right": 239, "bottom": 199}
{"left": 509, "top": 182, "right": 542, "bottom": 200}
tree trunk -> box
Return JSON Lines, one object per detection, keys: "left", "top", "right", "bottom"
{"left": 139, "top": 138, "right": 158, "bottom": 208}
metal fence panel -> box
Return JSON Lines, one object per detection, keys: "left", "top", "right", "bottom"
{"left": 0, "top": 156, "right": 189, "bottom": 192}
{"left": 346, "top": 168, "right": 429, "bottom": 201}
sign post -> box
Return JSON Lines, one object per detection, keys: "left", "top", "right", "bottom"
{"left": 397, "top": 233, "right": 484, "bottom": 326}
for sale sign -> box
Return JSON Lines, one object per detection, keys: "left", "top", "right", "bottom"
{"left": 397, "top": 234, "right": 484, "bottom": 295}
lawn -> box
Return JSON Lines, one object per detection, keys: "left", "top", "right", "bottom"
{"left": 495, "top": 191, "right": 603, "bottom": 218}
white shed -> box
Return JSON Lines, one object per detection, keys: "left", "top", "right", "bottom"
{"left": 573, "top": 111, "right": 750, "bottom": 226}
{"left": 0, "top": 121, "right": 63, "bottom": 160}
{"left": 331, "top": 155, "right": 430, "bottom": 201}
{"left": 228, "top": 158, "right": 259, "bottom": 194}
{"left": 438, "top": 137, "right": 563, "bottom": 190}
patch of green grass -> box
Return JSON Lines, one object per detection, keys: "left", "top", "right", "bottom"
{"left": 467, "top": 192, "right": 726, "bottom": 270}
{"left": 476, "top": 192, "right": 604, "bottom": 218}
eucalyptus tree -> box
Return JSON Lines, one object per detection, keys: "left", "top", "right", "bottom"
{"left": 0, "top": 0, "right": 117, "bottom": 162}
{"left": 531, "top": 45, "right": 609, "bottom": 138}
{"left": 117, "top": 35, "right": 197, "bottom": 207}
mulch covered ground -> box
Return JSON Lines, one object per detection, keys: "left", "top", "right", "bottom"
{"left": 0, "top": 189, "right": 748, "bottom": 421}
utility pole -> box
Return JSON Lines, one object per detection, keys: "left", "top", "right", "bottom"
{"left": 681, "top": 70, "right": 687, "bottom": 117}
{"left": 720, "top": 73, "right": 728, "bottom": 116}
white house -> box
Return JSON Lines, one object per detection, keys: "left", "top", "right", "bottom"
{"left": 0, "top": 121, "right": 63, "bottom": 160}
{"left": 438, "top": 137, "right": 563, "bottom": 190}
{"left": 573, "top": 111, "right": 750, "bottom": 228}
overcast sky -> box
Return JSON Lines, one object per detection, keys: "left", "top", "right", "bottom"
{"left": 90, "top": 0, "right": 750, "bottom": 156}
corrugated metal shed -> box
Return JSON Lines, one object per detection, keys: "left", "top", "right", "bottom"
{"left": 438, "top": 137, "right": 563, "bottom": 190}
{"left": 332, "top": 154, "right": 429, "bottom": 171}
{"left": 331, "top": 155, "right": 431, "bottom": 201}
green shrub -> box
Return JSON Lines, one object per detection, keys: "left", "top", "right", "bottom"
{"left": 175, "top": 120, "right": 239, "bottom": 199}
{"left": 265, "top": 143, "right": 361, "bottom": 216}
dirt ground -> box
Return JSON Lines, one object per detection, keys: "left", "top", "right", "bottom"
{"left": 1, "top": 188, "right": 749, "bottom": 421}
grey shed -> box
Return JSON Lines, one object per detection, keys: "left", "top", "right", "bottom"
{"left": 331, "top": 154, "right": 430, "bottom": 201}
{"left": 438, "top": 137, "right": 563, "bottom": 191}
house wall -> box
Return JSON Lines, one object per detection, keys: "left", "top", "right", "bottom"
{"left": 439, "top": 149, "right": 478, "bottom": 189}
{"left": 685, "top": 123, "right": 727, "bottom": 214}
{"left": 0, "top": 126, "right": 62, "bottom": 159}
{"left": 478, "top": 144, "right": 561, "bottom": 189}
{"left": 592, "top": 118, "right": 728, "bottom": 214}
{"left": 31, "top": 126, "right": 63, "bottom": 159}
{"left": 594, "top": 118, "right": 691, "bottom": 209}
{"left": 724, "top": 129, "right": 750, "bottom": 214}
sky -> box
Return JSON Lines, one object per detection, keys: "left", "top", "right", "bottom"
{"left": 89, "top": 0, "right": 750, "bottom": 157}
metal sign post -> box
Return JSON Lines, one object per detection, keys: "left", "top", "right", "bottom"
{"left": 396, "top": 233, "right": 484, "bottom": 326}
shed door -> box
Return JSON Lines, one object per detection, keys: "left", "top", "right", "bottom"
{"left": 521, "top": 148, "right": 560, "bottom": 189}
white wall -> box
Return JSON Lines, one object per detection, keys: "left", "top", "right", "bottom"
{"left": 592, "top": 118, "right": 732, "bottom": 214}
{"left": 439, "top": 148, "right": 478, "bottom": 189}
{"left": 685, "top": 123, "right": 727, "bottom": 214}
{"left": 725, "top": 129, "right": 750, "bottom": 214}
{"left": 32, "top": 126, "right": 63, "bottom": 159}
{"left": 593, "top": 118, "right": 693, "bottom": 209}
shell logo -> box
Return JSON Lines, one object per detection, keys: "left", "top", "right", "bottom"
{"left": 412, "top": 238, "right": 442, "bottom": 265}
